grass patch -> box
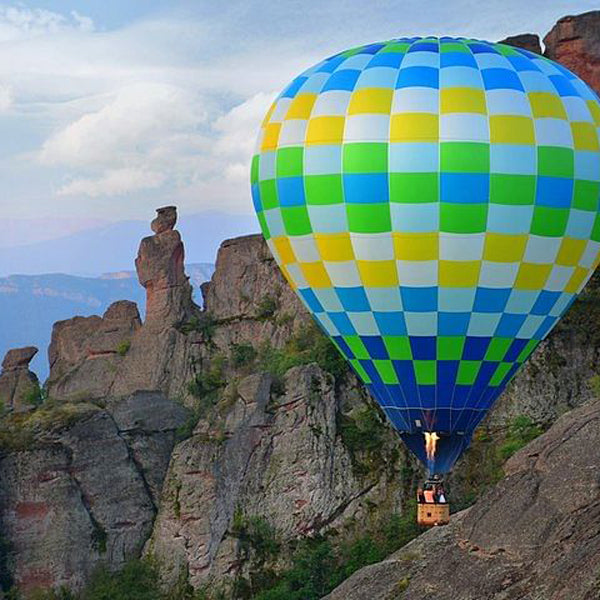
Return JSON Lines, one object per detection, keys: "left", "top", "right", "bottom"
{"left": 116, "top": 341, "right": 131, "bottom": 357}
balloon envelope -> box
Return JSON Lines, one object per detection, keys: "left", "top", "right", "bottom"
{"left": 251, "top": 37, "right": 600, "bottom": 473}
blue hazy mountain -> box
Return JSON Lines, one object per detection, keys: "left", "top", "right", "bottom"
{"left": 0, "top": 264, "right": 214, "bottom": 381}
{"left": 1, "top": 212, "right": 258, "bottom": 277}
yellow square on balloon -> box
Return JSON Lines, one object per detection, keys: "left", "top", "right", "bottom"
{"left": 273, "top": 237, "right": 297, "bottom": 265}
{"left": 565, "top": 266, "right": 589, "bottom": 293}
{"left": 440, "top": 88, "right": 486, "bottom": 114}
{"left": 393, "top": 233, "right": 438, "bottom": 261}
{"left": 357, "top": 260, "right": 398, "bottom": 286}
{"left": 300, "top": 261, "right": 332, "bottom": 288}
{"left": 556, "top": 238, "right": 586, "bottom": 267}
{"left": 306, "top": 116, "right": 345, "bottom": 145}
{"left": 489, "top": 116, "right": 535, "bottom": 145}
{"left": 514, "top": 263, "right": 552, "bottom": 289}
{"left": 315, "top": 234, "right": 355, "bottom": 262}
{"left": 261, "top": 123, "right": 281, "bottom": 151}
{"left": 587, "top": 100, "right": 600, "bottom": 126}
{"left": 439, "top": 260, "right": 480, "bottom": 287}
{"left": 286, "top": 94, "right": 317, "bottom": 120}
{"left": 528, "top": 92, "right": 567, "bottom": 119}
{"left": 571, "top": 122, "right": 600, "bottom": 151}
{"left": 348, "top": 88, "right": 393, "bottom": 115}
{"left": 483, "top": 233, "right": 527, "bottom": 263}
{"left": 390, "top": 113, "right": 438, "bottom": 142}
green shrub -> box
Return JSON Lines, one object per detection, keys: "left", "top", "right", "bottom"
{"left": 256, "top": 296, "right": 278, "bottom": 320}
{"left": 231, "top": 343, "right": 257, "bottom": 367}
{"left": 187, "top": 356, "right": 226, "bottom": 400}
{"left": 82, "top": 560, "right": 162, "bottom": 600}
{"left": 24, "top": 382, "right": 46, "bottom": 407}
{"left": 498, "top": 415, "right": 543, "bottom": 461}
{"left": 116, "top": 341, "right": 131, "bottom": 356}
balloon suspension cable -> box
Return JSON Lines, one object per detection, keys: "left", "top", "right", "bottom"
{"left": 424, "top": 431, "right": 439, "bottom": 474}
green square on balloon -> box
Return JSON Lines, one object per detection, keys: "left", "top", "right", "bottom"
{"left": 440, "top": 204, "right": 487, "bottom": 233}
{"left": 305, "top": 174, "right": 343, "bottom": 205}
{"left": 281, "top": 205, "right": 312, "bottom": 236}
{"left": 276, "top": 147, "right": 303, "bottom": 178}
{"left": 490, "top": 362, "right": 512, "bottom": 386}
{"left": 374, "top": 360, "right": 399, "bottom": 384}
{"left": 484, "top": 337, "right": 512, "bottom": 361}
{"left": 343, "top": 143, "right": 388, "bottom": 174}
{"left": 441, "top": 142, "right": 490, "bottom": 173}
{"left": 383, "top": 336, "right": 412, "bottom": 360}
{"left": 256, "top": 211, "right": 270, "bottom": 240}
{"left": 517, "top": 339, "right": 539, "bottom": 362}
{"left": 414, "top": 360, "right": 436, "bottom": 385}
{"left": 251, "top": 155, "right": 260, "bottom": 184}
{"left": 344, "top": 335, "right": 370, "bottom": 359}
{"left": 490, "top": 174, "right": 535, "bottom": 205}
{"left": 259, "top": 180, "right": 279, "bottom": 210}
{"left": 390, "top": 173, "right": 438, "bottom": 203}
{"left": 537, "top": 147, "right": 574, "bottom": 178}
{"left": 530, "top": 206, "right": 568, "bottom": 237}
{"left": 573, "top": 180, "right": 600, "bottom": 211}
{"left": 347, "top": 203, "right": 391, "bottom": 233}
{"left": 437, "top": 336, "right": 464, "bottom": 360}
{"left": 457, "top": 360, "right": 480, "bottom": 385}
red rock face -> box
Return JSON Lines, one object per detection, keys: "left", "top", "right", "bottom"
{"left": 544, "top": 11, "right": 600, "bottom": 95}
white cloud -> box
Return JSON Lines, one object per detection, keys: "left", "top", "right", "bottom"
{"left": 58, "top": 167, "right": 166, "bottom": 197}
{"left": 0, "top": 85, "right": 12, "bottom": 111}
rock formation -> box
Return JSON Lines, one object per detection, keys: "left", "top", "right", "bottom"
{"left": 0, "top": 347, "right": 39, "bottom": 413}
{"left": 325, "top": 396, "right": 600, "bottom": 600}
{"left": 544, "top": 11, "right": 600, "bottom": 94}
{"left": 499, "top": 33, "right": 542, "bottom": 54}
{"left": 0, "top": 391, "right": 189, "bottom": 595}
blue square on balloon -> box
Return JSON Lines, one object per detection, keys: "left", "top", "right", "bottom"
{"left": 343, "top": 174, "right": 389, "bottom": 203}
{"left": 299, "top": 288, "right": 324, "bottom": 313}
{"left": 441, "top": 173, "right": 489, "bottom": 203}
{"left": 336, "top": 287, "right": 370, "bottom": 311}
{"left": 507, "top": 55, "right": 539, "bottom": 72}
{"left": 409, "top": 42, "right": 438, "bottom": 53}
{"left": 438, "top": 312, "right": 470, "bottom": 335}
{"left": 410, "top": 336, "right": 436, "bottom": 360}
{"left": 282, "top": 77, "right": 308, "bottom": 98}
{"left": 535, "top": 177, "right": 573, "bottom": 208}
{"left": 361, "top": 336, "right": 389, "bottom": 359}
{"left": 317, "top": 56, "right": 346, "bottom": 73}
{"left": 482, "top": 68, "right": 524, "bottom": 91}
{"left": 322, "top": 69, "right": 361, "bottom": 91}
{"left": 531, "top": 290, "right": 561, "bottom": 315}
{"left": 534, "top": 316, "right": 557, "bottom": 340}
{"left": 419, "top": 385, "right": 436, "bottom": 409}
{"left": 468, "top": 42, "right": 499, "bottom": 54}
{"left": 361, "top": 43, "right": 386, "bottom": 54}
{"left": 393, "top": 360, "right": 418, "bottom": 395}
{"left": 496, "top": 313, "right": 527, "bottom": 337}
{"left": 549, "top": 74, "right": 577, "bottom": 97}
{"left": 504, "top": 339, "right": 528, "bottom": 362}
{"left": 360, "top": 360, "right": 382, "bottom": 384}
{"left": 401, "top": 287, "right": 437, "bottom": 311}
{"left": 332, "top": 336, "right": 354, "bottom": 359}
{"left": 277, "top": 177, "right": 305, "bottom": 207}
{"left": 396, "top": 66, "right": 439, "bottom": 89}
{"left": 462, "top": 337, "right": 491, "bottom": 360}
{"left": 441, "top": 52, "right": 477, "bottom": 68}
{"left": 374, "top": 312, "right": 407, "bottom": 335}
{"left": 251, "top": 184, "right": 262, "bottom": 212}
{"left": 473, "top": 288, "right": 511, "bottom": 313}
{"left": 328, "top": 312, "right": 356, "bottom": 335}
{"left": 437, "top": 361, "right": 459, "bottom": 387}
{"left": 367, "top": 53, "right": 404, "bottom": 69}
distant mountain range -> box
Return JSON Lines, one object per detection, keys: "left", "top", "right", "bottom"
{"left": 0, "top": 264, "right": 214, "bottom": 381}
{"left": 1, "top": 211, "right": 257, "bottom": 277}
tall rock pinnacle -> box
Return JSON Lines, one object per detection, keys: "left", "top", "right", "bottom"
{"left": 135, "top": 206, "right": 194, "bottom": 329}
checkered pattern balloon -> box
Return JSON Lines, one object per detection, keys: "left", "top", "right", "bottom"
{"left": 251, "top": 37, "right": 600, "bottom": 473}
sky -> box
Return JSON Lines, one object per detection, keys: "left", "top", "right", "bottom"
{"left": 0, "top": 0, "right": 598, "bottom": 247}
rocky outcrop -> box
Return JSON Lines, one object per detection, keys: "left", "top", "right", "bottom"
{"left": 0, "top": 392, "right": 189, "bottom": 595}
{"left": 544, "top": 11, "right": 600, "bottom": 95}
{"left": 325, "top": 396, "right": 600, "bottom": 600}
{"left": 147, "top": 365, "right": 404, "bottom": 587}
{"left": 0, "top": 347, "right": 39, "bottom": 413}
{"left": 499, "top": 33, "right": 542, "bottom": 54}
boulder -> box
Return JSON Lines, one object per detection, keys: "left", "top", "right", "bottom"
{"left": 0, "top": 347, "right": 39, "bottom": 413}
{"left": 499, "top": 33, "right": 542, "bottom": 54}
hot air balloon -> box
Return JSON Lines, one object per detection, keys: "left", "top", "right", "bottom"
{"left": 250, "top": 36, "right": 600, "bottom": 522}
